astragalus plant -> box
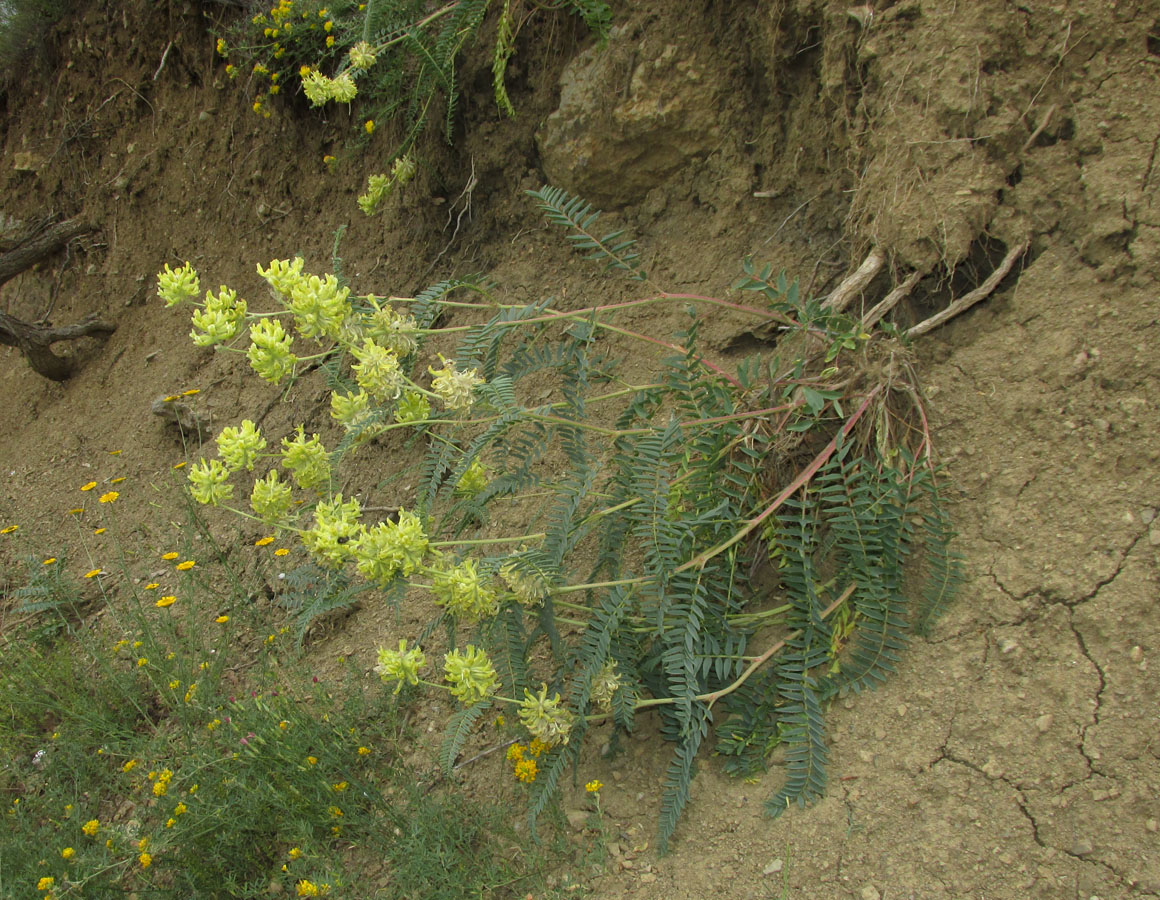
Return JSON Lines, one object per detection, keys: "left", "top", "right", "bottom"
{"left": 158, "top": 187, "right": 961, "bottom": 850}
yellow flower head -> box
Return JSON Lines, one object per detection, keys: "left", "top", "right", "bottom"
{"left": 585, "top": 779, "right": 603, "bottom": 793}
{"left": 98, "top": 491, "right": 119, "bottom": 503}
{"left": 82, "top": 818, "right": 99, "bottom": 836}
{"left": 61, "top": 846, "right": 75, "bottom": 859}
{"left": 162, "top": 552, "right": 179, "bottom": 560}
{"left": 80, "top": 481, "right": 97, "bottom": 491}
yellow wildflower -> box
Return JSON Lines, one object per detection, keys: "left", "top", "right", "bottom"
{"left": 61, "top": 846, "right": 75, "bottom": 858}
{"left": 84, "top": 568, "right": 103, "bottom": 578}
{"left": 585, "top": 779, "right": 603, "bottom": 793}
{"left": 98, "top": 491, "right": 119, "bottom": 503}
{"left": 156, "top": 596, "right": 176, "bottom": 608}
{"left": 139, "top": 852, "right": 152, "bottom": 868}
{"left": 162, "top": 552, "right": 178, "bottom": 560}
{"left": 82, "top": 819, "right": 99, "bottom": 836}
{"left": 176, "top": 559, "right": 195, "bottom": 570}
{"left": 255, "top": 536, "right": 275, "bottom": 546}
{"left": 215, "top": 615, "right": 229, "bottom": 624}
{"left": 80, "top": 481, "right": 97, "bottom": 491}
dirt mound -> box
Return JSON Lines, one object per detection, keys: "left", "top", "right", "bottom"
{"left": 1, "top": 1, "right": 1157, "bottom": 897}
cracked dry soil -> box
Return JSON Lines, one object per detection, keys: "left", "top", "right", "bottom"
{"left": 1, "top": 1, "right": 1158, "bottom": 898}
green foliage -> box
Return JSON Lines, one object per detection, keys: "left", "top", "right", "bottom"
{"left": 0, "top": 505, "right": 557, "bottom": 899}
{"left": 0, "top": 0, "right": 71, "bottom": 86}
{"left": 216, "top": 0, "right": 611, "bottom": 159}
{"left": 160, "top": 184, "right": 961, "bottom": 854}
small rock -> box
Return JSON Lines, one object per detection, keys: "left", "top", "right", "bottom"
{"left": 1130, "top": 645, "right": 1145, "bottom": 662}
{"left": 565, "top": 809, "right": 588, "bottom": 832}
{"left": 1071, "top": 838, "right": 1094, "bottom": 857}
{"left": 1035, "top": 714, "right": 1054, "bottom": 733}
{"left": 1141, "top": 508, "right": 1156, "bottom": 525}
{"left": 981, "top": 758, "right": 1004, "bottom": 780}
{"left": 1150, "top": 524, "right": 1160, "bottom": 546}
{"left": 860, "top": 885, "right": 881, "bottom": 900}
{"left": 639, "top": 873, "right": 657, "bottom": 884}
{"left": 762, "top": 859, "right": 783, "bottom": 875}
{"left": 999, "top": 638, "right": 1020, "bottom": 654}
{"left": 1145, "top": 818, "right": 1158, "bottom": 833}
{"left": 873, "top": 728, "right": 886, "bottom": 741}
{"left": 896, "top": 704, "right": 908, "bottom": 716}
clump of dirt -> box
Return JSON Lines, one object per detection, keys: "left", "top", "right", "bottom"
{"left": 2, "top": 1, "right": 1158, "bottom": 898}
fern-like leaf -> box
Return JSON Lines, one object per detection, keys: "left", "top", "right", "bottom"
{"left": 526, "top": 186, "right": 647, "bottom": 281}
{"left": 439, "top": 700, "right": 490, "bottom": 774}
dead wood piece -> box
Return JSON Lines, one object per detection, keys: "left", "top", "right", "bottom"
{"left": 0, "top": 311, "right": 117, "bottom": 381}
{"left": 0, "top": 217, "right": 95, "bottom": 289}
{"left": 861, "top": 269, "right": 925, "bottom": 329}
{"left": 821, "top": 247, "right": 887, "bottom": 314}
{"left": 907, "top": 241, "right": 1030, "bottom": 338}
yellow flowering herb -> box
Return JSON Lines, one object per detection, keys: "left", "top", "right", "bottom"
{"left": 176, "top": 560, "right": 195, "bottom": 571}
{"left": 354, "top": 508, "right": 428, "bottom": 585}
{"left": 80, "top": 481, "right": 97, "bottom": 491}
{"left": 216, "top": 419, "right": 266, "bottom": 472}
{"left": 157, "top": 262, "right": 200, "bottom": 307}
{"left": 82, "top": 818, "right": 99, "bottom": 836}
{"left": 374, "top": 640, "right": 426, "bottom": 693}
{"left": 98, "top": 491, "right": 119, "bottom": 503}
{"left": 514, "top": 757, "right": 538, "bottom": 783}
{"left": 430, "top": 558, "right": 498, "bottom": 621}
{"left": 518, "top": 683, "right": 574, "bottom": 747}
{"left": 281, "top": 427, "right": 331, "bottom": 490}
{"left": 191, "top": 286, "right": 247, "bottom": 347}
{"left": 37, "top": 878, "right": 54, "bottom": 891}
{"left": 61, "top": 846, "right": 75, "bottom": 859}
{"left": 43, "top": 557, "right": 57, "bottom": 565}
{"left": 138, "top": 852, "right": 152, "bottom": 868}
{"left": 255, "top": 536, "right": 275, "bottom": 546}
{"left": 188, "top": 458, "right": 233, "bottom": 506}
{"left": 156, "top": 596, "right": 176, "bottom": 608}
{"left": 0, "top": 525, "right": 17, "bottom": 534}
{"left": 251, "top": 468, "right": 294, "bottom": 526}
{"left": 443, "top": 645, "right": 499, "bottom": 705}
{"left": 301, "top": 494, "right": 362, "bottom": 567}
{"left": 247, "top": 317, "right": 297, "bottom": 385}
{"left": 585, "top": 779, "right": 603, "bottom": 793}
{"left": 215, "top": 615, "right": 229, "bottom": 624}
{"left": 84, "top": 568, "right": 102, "bottom": 578}
{"left": 428, "top": 355, "right": 484, "bottom": 410}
